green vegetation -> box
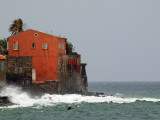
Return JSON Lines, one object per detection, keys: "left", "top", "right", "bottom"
{"left": 66, "top": 40, "right": 75, "bottom": 55}
{"left": 9, "top": 18, "right": 24, "bottom": 35}
{"left": 0, "top": 38, "right": 8, "bottom": 55}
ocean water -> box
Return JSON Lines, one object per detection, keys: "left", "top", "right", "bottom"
{"left": 0, "top": 82, "right": 160, "bottom": 120}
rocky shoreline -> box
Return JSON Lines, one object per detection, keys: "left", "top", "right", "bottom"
{"left": 0, "top": 92, "right": 105, "bottom": 107}
{"left": 0, "top": 96, "right": 14, "bottom": 107}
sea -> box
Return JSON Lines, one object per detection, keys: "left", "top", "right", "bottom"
{"left": 0, "top": 81, "right": 160, "bottom": 120}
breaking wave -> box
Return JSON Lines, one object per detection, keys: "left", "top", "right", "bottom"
{"left": 1, "top": 85, "right": 160, "bottom": 108}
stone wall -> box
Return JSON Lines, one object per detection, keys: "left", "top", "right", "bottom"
{"left": 57, "top": 55, "right": 88, "bottom": 94}
{"left": 0, "top": 55, "right": 88, "bottom": 95}
{"left": 6, "top": 56, "right": 32, "bottom": 88}
{"left": 31, "top": 81, "right": 58, "bottom": 95}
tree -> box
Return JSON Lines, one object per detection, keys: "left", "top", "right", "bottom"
{"left": 66, "top": 40, "right": 75, "bottom": 55}
{"left": 0, "top": 38, "right": 8, "bottom": 55}
{"left": 9, "top": 18, "right": 24, "bottom": 35}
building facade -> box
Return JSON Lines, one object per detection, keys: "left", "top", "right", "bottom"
{"left": 8, "top": 29, "right": 66, "bottom": 83}
{"left": 5, "top": 29, "right": 88, "bottom": 94}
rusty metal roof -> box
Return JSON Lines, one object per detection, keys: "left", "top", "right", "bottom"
{"left": 0, "top": 54, "right": 6, "bottom": 59}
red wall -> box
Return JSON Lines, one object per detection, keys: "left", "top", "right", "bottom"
{"left": 8, "top": 29, "right": 66, "bottom": 82}
{"left": 58, "top": 38, "right": 66, "bottom": 55}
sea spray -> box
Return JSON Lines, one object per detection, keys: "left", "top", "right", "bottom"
{"left": 1, "top": 85, "right": 160, "bottom": 108}
{"left": 0, "top": 85, "right": 36, "bottom": 107}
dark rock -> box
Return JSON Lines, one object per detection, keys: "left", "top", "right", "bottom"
{"left": 83, "top": 92, "right": 105, "bottom": 97}
{"left": 67, "top": 106, "right": 72, "bottom": 110}
{"left": 0, "top": 96, "right": 14, "bottom": 107}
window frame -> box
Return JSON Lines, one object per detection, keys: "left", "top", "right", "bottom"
{"left": 1, "top": 61, "right": 4, "bottom": 71}
{"left": 62, "top": 43, "right": 64, "bottom": 49}
{"left": 34, "top": 33, "right": 38, "bottom": 37}
{"left": 32, "top": 43, "right": 36, "bottom": 49}
{"left": 19, "top": 67, "right": 23, "bottom": 73}
{"left": 58, "top": 43, "right": 61, "bottom": 49}
{"left": 32, "top": 68, "right": 36, "bottom": 82}
{"left": 13, "top": 41, "right": 18, "bottom": 50}
{"left": 42, "top": 43, "right": 48, "bottom": 49}
{"left": 15, "top": 67, "right": 18, "bottom": 73}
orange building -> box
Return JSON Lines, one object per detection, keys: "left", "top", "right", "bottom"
{"left": 8, "top": 29, "right": 66, "bottom": 83}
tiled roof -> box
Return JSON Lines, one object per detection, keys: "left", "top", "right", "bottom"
{"left": 0, "top": 54, "right": 6, "bottom": 59}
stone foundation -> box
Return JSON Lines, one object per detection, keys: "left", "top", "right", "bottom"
{"left": 57, "top": 55, "right": 88, "bottom": 94}
{"left": 6, "top": 56, "right": 32, "bottom": 88}
{"left": 0, "top": 55, "right": 88, "bottom": 95}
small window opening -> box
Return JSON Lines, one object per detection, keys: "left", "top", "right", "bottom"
{"left": 42, "top": 43, "right": 48, "bottom": 49}
{"left": 35, "top": 33, "right": 38, "bottom": 37}
{"left": 32, "top": 43, "right": 35, "bottom": 48}
{"left": 32, "top": 68, "right": 36, "bottom": 82}
{"left": 13, "top": 41, "right": 18, "bottom": 50}
{"left": 1, "top": 61, "right": 4, "bottom": 71}
{"left": 62, "top": 43, "right": 64, "bottom": 49}
{"left": 19, "top": 67, "right": 23, "bottom": 73}
{"left": 58, "top": 43, "right": 61, "bottom": 49}
{"left": 15, "top": 67, "right": 18, "bottom": 74}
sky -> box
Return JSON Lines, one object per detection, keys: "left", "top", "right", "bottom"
{"left": 1, "top": 0, "right": 160, "bottom": 82}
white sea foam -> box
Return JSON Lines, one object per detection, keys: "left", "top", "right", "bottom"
{"left": 0, "top": 85, "right": 160, "bottom": 108}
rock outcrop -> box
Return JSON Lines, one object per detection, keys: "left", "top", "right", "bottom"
{"left": 0, "top": 96, "right": 14, "bottom": 107}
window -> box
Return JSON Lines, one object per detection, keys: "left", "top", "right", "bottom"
{"left": 19, "top": 67, "right": 23, "bottom": 73}
{"left": 1, "top": 61, "right": 4, "bottom": 71}
{"left": 32, "top": 43, "right": 35, "bottom": 48}
{"left": 35, "top": 33, "right": 38, "bottom": 37}
{"left": 15, "top": 67, "right": 18, "bottom": 73}
{"left": 58, "top": 43, "right": 61, "bottom": 49}
{"left": 32, "top": 68, "right": 36, "bottom": 82}
{"left": 13, "top": 41, "right": 18, "bottom": 50}
{"left": 62, "top": 43, "right": 64, "bottom": 49}
{"left": 42, "top": 43, "right": 48, "bottom": 49}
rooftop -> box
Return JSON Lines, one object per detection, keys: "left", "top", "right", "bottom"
{"left": 8, "top": 29, "right": 67, "bottom": 40}
{"left": 0, "top": 54, "right": 6, "bottom": 60}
